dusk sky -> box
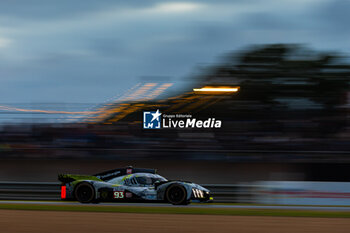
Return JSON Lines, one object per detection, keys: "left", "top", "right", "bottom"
{"left": 0, "top": 0, "right": 349, "bottom": 104}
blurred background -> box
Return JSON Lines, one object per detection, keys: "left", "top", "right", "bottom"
{"left": 1, "top": 0, "right": 350, "bottom": 204}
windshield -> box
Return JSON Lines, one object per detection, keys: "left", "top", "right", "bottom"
{"left": 135, "top": 176, "right": 167, "bottom": 185}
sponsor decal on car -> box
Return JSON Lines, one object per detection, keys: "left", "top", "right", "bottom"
{"left": 96, "top": 170, "right": 121, "bottom": 179}
{"left": 125, "top": 192, "right": 132, "bottom": 198}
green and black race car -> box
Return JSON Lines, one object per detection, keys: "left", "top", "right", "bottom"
{"left": 59, "top": 166, "right": 212, "bottom": 205}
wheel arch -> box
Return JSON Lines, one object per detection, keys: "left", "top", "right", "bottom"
{"left": 164, "top": 183, "right": 190, "bottom": 205}
{"left": 158, "top": 181, "right": 192, "bottom": 201}
{"left": 73, "top": 180, "right": 97, "bottom": 203}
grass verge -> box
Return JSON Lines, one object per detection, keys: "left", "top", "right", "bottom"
{"left": 0, "top": 203, "right": 350, "bottom": 218}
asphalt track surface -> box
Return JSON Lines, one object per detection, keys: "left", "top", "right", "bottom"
{"left": 1, "top": 200, "right": 350, "bottom": 211}
{"left": 3, "top": 210, "right": 350, "bottom": 233}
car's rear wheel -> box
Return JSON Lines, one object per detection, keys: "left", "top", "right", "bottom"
{"left": 166, "top": 184, "right": 188, "bottom": 205}
{"left": 74, "top": 182, "right": 95, "bottom": 203}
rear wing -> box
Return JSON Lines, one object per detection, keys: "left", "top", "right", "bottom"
{"left": 58, "top": 167, "right": 156, "bottom": 183}
{"left": 58, "top": 174, "right": 102, "bottom": 184}
{"left": 94, "top": 166, "right": 156, "bottom": 181}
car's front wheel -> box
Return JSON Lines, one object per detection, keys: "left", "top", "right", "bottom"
{"left": 74, "top": 182, "right": 95, "bottom": 203}
{"left": 166, "top": 184, "right": 188, "bottom": 205}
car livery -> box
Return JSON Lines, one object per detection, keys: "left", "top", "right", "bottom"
{"left": 58, "top": 167, "right": 212, "bottom": 205}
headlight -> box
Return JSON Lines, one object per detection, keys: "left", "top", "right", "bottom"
{"left": 199, "top": 190, "right": 204, "bottom": 198}
{"left": 192, "top": 188, "right": 204, "bottom": 198}
{"left": 192, "top": 188, "right": 197, "bottom": 197}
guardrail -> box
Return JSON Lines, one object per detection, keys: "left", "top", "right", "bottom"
{"left": 0, "top": 182, "right": 255, "bottom": 203}
{"left": 201, "top": 184, "right": 255, "bottom": 203}
{"left": 0, "top": 182, "right": 60, "bottom": 200}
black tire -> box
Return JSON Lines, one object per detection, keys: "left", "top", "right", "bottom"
{"left": 74, "top": 182, "right": 95, "bottom": 203}
{"left": 165, "top": 184, "right": 188, "bottom": 205}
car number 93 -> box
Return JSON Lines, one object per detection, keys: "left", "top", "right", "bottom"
{"left": 113, "top": 191, "right": 124, "bottom": 199}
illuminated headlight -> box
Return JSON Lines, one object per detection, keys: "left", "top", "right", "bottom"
{"left": 192, "top": 188, "right": 204, "bottom": 198}
{"left": 192, "top": 188, "right": 197, "bottom": 198}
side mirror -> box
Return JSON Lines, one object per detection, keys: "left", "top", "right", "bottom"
{"left": 154, "top": 180, "right": 160, "bottom": 189}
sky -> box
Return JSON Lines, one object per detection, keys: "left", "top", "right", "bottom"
{"left": 0, "top": 0, "right": 349, "bottom": 104}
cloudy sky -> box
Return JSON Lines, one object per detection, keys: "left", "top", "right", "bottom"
{"left": 0, "top": 0, "right": 349, "bottom": 104}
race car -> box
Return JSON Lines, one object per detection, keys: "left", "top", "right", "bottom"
{"left": 58, "top": 166, "right": 212, "bottom": 205}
